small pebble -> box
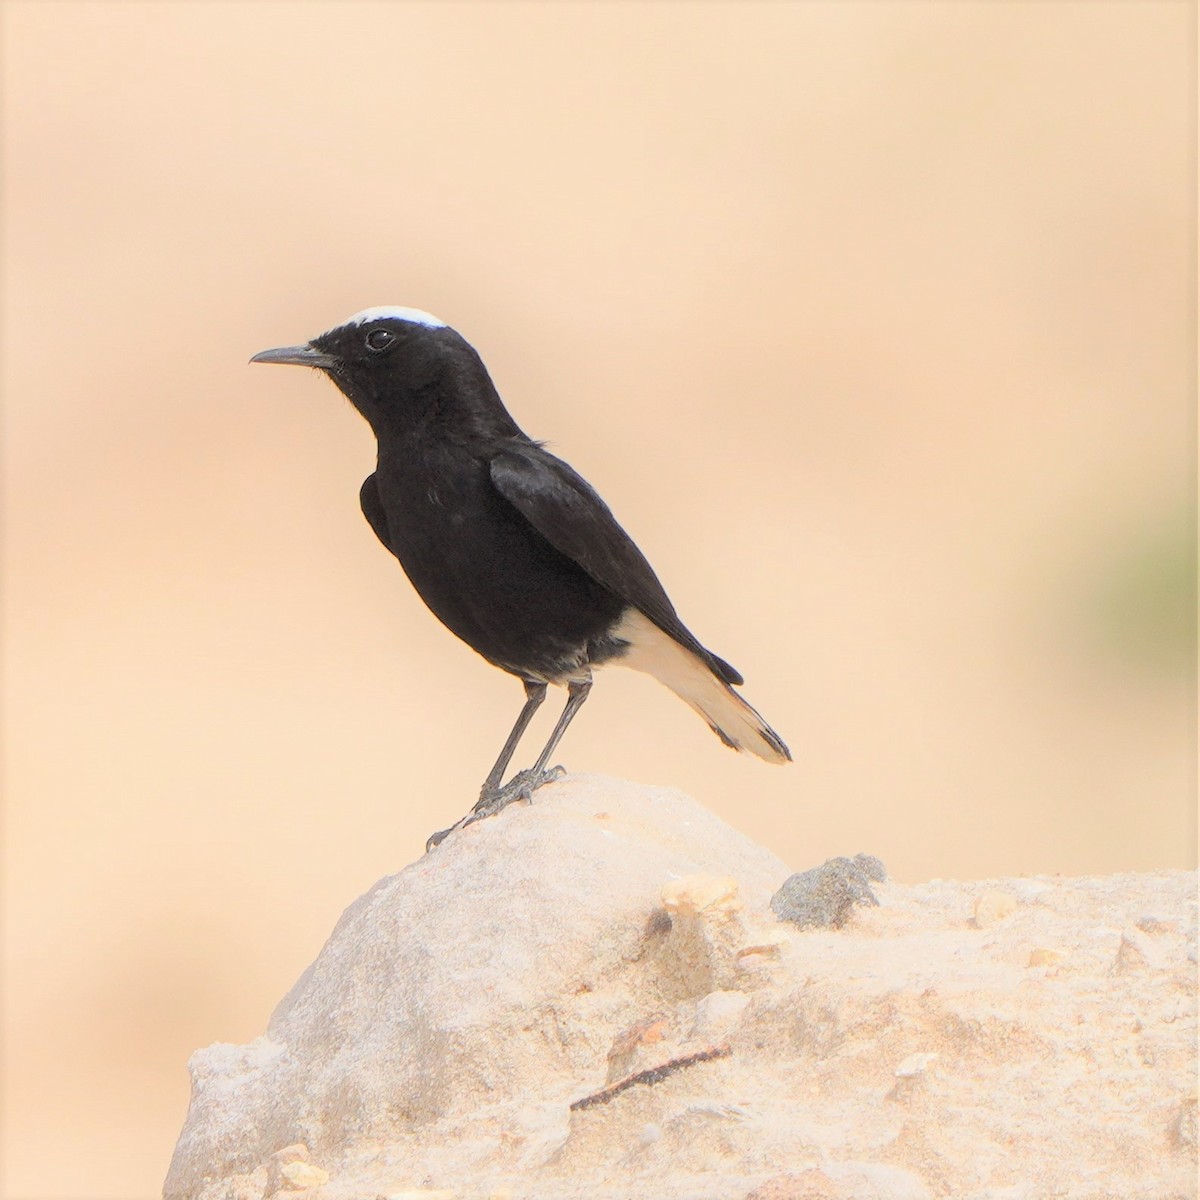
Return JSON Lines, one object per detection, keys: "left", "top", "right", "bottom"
{"left": 974, "top": 890, "right": 1018, "bottom": 928}
{"left": 1171, "top": 1097, "right": 1198, "bottom": 1150}
{"left": 661, "top": 875, "right": 740, "bottom": 916}
{"left": 269, "top": 1144, "right": 310, "bottom": 1165}
{"left": 1010, "top": 878, "right": 1053, "bottom": 903}
{"left": 691, "top": 990, "right": 751, "bottom": 1039}
{"left": 1135, "top": 915, "right": 1177, "bottom": 935}
{"left": 607, "top": 1016, "right": 669, "bottom": 1062}
{"left": 1027, "top": 948, "right": 1064, "bottom": 967}
{"left": 736, "top": 930, "right": 789, "bottom": 960}
{"left": 266, "top": 1144, "right": 321, "bottom": 1195}
{"left": 1112, "top": 926, "right": 1167, "bottom": 973}
{"left": 279, "top": 1162, "right": 329, "bottom": 1190}
{"left": 894, "top": 1051, "right": 938, "bottom": 1078}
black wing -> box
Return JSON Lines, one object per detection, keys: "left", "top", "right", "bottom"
{"left": 489, "top": 442, "right": 742, "bottom": 685}
{"left": 359, "top": 473, "right": 391, "bottom": 551}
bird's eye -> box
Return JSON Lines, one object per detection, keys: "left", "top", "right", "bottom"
{"left": 365, "top": 328, "right": 395, "bottom": 352}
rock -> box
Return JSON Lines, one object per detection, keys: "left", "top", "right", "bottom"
{"left": 277, "top": 1161, "right": 328, "bottom": 1191}
{"left": 603, "top": 1013, "right": 672, "bottom": 1082}
{"left": 690, "top": 989, "right": 752, "bottom": 1041}
{"left": 1112, "top": 924, "right": 1169, "bottom": 973}
{"left": 661, "top": 874, "right": 741, "bottom": 915}
{"left": 1171, "top": 1096, "right": 1198, "bottom": 1150}
{"left": 1026, "top": 947, "right": 1064, "bottom": 968}
{"left": 769, "top": 855, "right": 883, "bottom": 929}
{"left": 894, "top": 1050, "right": 939, "bottom": 1078}
{"left": 850, "top": 852, "right": 887, "bottom": 883}
{"left": 265, "top": 1144, "right": 326, "bottom": 1195}
{"left": 744, "top": 1170, "right": 841, "bottom": 1199}
{"left": 1009, "top": 877, "right": 1054, "bottom": 903}
{"left": 973, "top": 889, "right": 1018, "bottom": 928}
{"left": 1135, "top": 915, "right": 1178, "bottom": 935}
{"left": 164, "top": 775, "right": 1197, "bottom": 1200}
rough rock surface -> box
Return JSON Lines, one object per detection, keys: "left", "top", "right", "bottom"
{"left": 165, "top": 775, "right": 1197, "bottom": 1200}
{"left": 770, "top": 854, "right": 886, "bottom": 929}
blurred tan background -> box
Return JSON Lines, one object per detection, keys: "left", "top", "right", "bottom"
{"left": 2, "top": 2, "right": 1193, "bottom": 1197}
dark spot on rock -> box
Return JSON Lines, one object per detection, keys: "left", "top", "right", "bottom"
{"left": 770, "top": 855, "right": 886, "bottom": 930}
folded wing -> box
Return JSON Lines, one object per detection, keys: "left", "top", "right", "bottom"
{"left": 488, "top": 441, "right": 742, "bottom": 686}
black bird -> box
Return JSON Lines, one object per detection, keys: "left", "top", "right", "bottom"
{"left": 251, "top": 307, "right": 790, "bottom": 846}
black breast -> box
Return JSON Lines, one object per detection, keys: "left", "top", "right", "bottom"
{"left": 367, "top": 444, "right": 625, "bottom": 681}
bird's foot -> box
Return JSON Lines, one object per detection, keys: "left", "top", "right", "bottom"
{"left": 473, "top": 764, "right": 565, "bottom": 814}
{"left": 425, "top": 765, "right": 566, "bottom": 852}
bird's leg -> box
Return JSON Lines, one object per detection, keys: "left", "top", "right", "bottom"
{"left": 476, "top": 679, "right": 547, "bottom": 803}
{"left": 425, "top": 677, "right": 592, "bottom": 852}
{"left": 477, "top": 677, "right": 593, "bottom": 807}
{"left": 426, "top": 679, "right": 547, "bottom": 852}
{"left": 522, "top": 676, "right": 592, "bottom": 782}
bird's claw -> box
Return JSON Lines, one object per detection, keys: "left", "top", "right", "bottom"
{"left": 473, "top": 764, "right": 565, "bottom": 813}
{"left": 425, "top": 765, "right": 567, "bottom": 852}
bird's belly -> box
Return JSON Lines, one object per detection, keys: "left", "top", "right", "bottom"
{"left": 378, "top": 471, "right": 624, "bottom": 681}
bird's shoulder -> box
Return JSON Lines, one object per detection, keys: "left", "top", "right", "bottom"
{"left": 488, "top": 439, "right": 606, "bottom": 516}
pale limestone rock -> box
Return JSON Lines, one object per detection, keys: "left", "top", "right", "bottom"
{"left": 164, "top": 775, "right": 1197, "bottom": 1200}
{"left": 1026, "top": 947, "right": 1064, "bottom": 967}
{"left": 1172, "top": 1097, "right": 1198, "bottom": 1150}
{"left": 893, "top": 1050, "right": 938, "bottom": 1078}
{"left": 690, "top": 990, "right": 752, "bottom": 1042}
{"left": 973, "top": 888, "right": 1018, "bottom": 928}
{"left": 280, "top": 1164, "right": 327, "bottom": 1191}
{"left": 744, "top": 1171, "right": 841, "bottom": 1199}
{"left": 265, "top": 1145, "right": 326, "bottom": 1196}
{"left": 1112, "top": 923, "right": 1170, "bottom": 972}
{"left": 661, "top": 874, "right": 741, "bottom": 915}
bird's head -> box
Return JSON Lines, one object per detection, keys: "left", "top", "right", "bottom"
{"left": 251, "top": 306, "right": 502, "bottom": 436}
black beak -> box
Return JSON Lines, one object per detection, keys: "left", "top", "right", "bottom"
{"left": 250, "top": 344, "right": 337, "bottom": 369}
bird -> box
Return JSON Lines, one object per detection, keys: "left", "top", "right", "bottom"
{"left": 251, "top": 306, "right": 790, "bottom": 847}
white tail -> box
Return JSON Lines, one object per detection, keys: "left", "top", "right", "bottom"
{"left": 610, "top": 609, "right": 791, "bottom": 763}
